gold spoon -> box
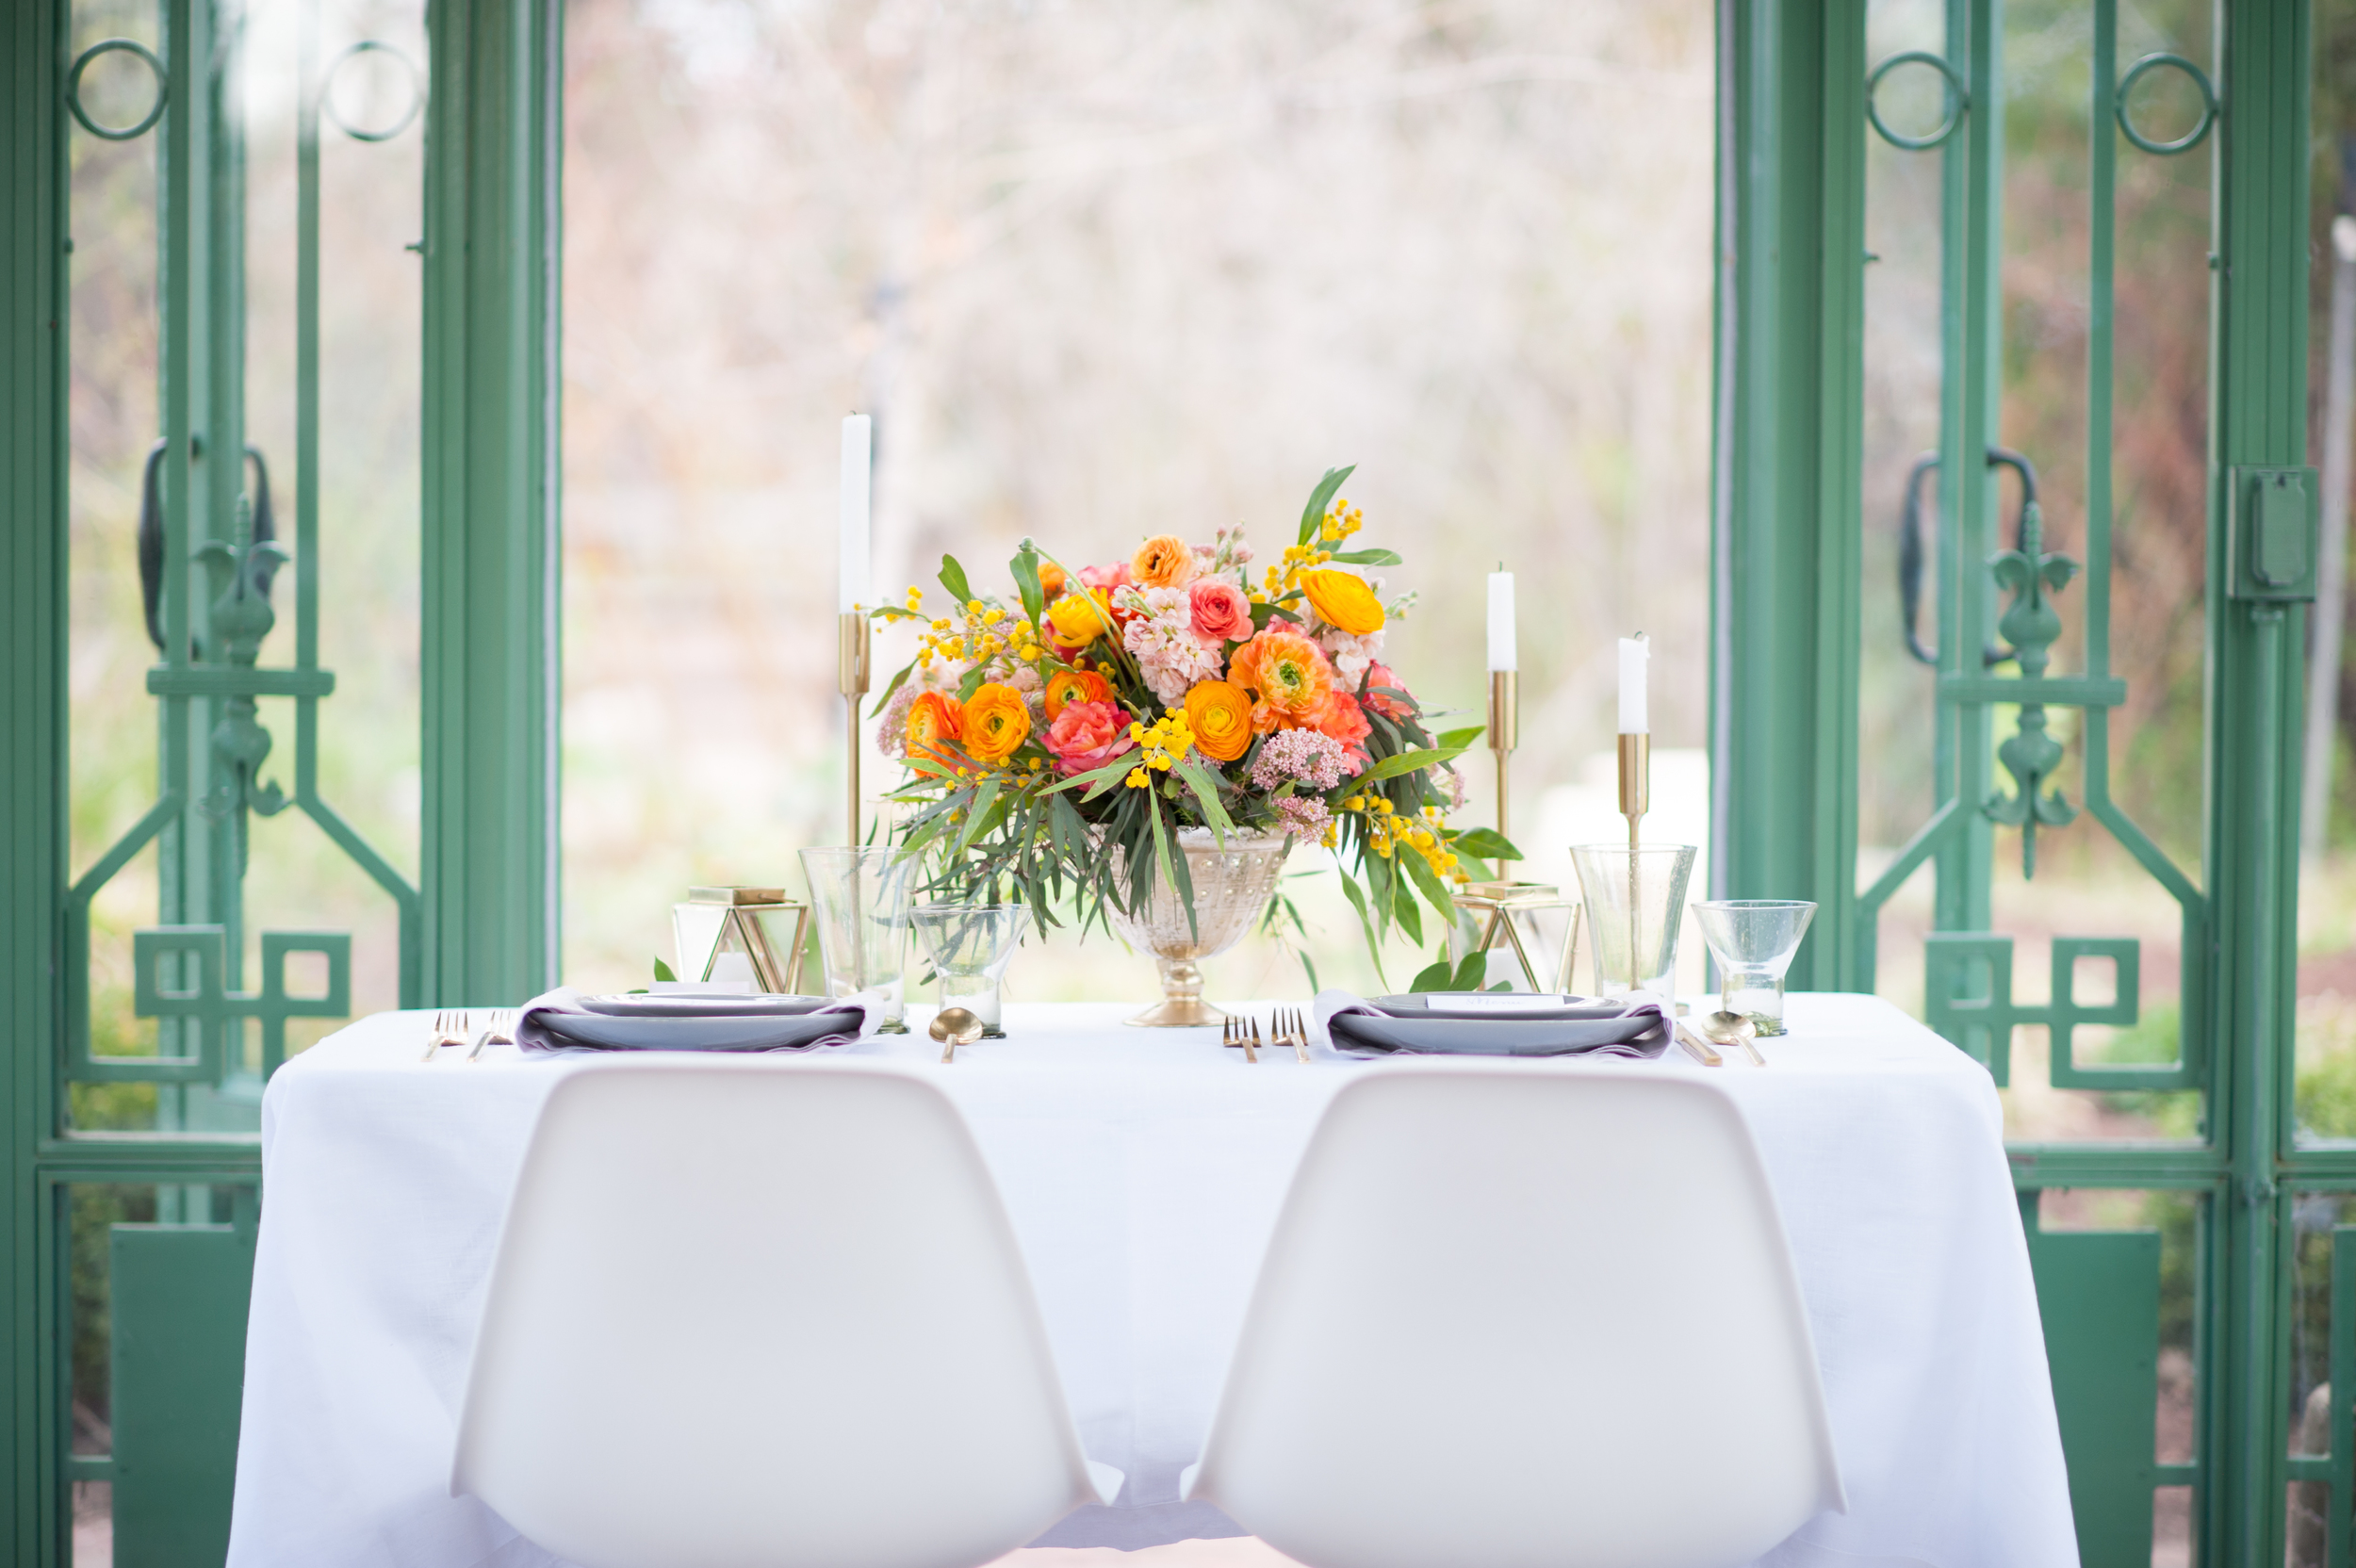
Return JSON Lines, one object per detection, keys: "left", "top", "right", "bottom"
{"left": 930, "top": 1006, "right": 984, "bottom": 1063}
{"left": 1700, "top": 1009, "right": 1767, "bottom": 1067}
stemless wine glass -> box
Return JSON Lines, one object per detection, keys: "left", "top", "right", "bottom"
{"left": 909, "top": 904, "right": 1024, "bottom": 1038}
{"left": 798, "top": 846, "right": 917, "bottom": 1032}
{"left": 1569, "top": 843, "right": 1696, "bottom": 996}
{"left": 1691, "top": 900, "right": 1817, "bottom": 1034}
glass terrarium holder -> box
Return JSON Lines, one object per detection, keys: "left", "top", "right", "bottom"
{"left": 1451, "top": 881, "right": 1582, "bottom": 993}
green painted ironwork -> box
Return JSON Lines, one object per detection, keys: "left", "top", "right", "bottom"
{"left": 6, "top": 0, "right": 561, "bottom": 1556}
{"left": 1721, "top": 0, "right": 2317, "bottom": 1560}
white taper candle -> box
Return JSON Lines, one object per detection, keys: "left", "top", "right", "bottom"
{"left": 1617, "top": 633, "right": 1649, "bottom": 734}
{"left": 1486, "top": 571, "right": 1516, "bottom": 672}
{"left": 839, "top": 414, "right": 872, "bottom": 613}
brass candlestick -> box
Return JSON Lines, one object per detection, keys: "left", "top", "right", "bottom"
{"left": 1488, "top": 670, "right": 1518, "bottom": 843}
{"left": 839, "top": 612, "right": 871, "bottom": 845}
{"left": 1618, "top": 730, "right": 1648, "bottom": 992}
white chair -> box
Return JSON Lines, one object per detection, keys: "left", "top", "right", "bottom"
{"left": 451, "top": 1057, "right": 1119, "bottom": 1568}
{"left": 1185, "top": 1064, "right": 1842, "bottom": 1568}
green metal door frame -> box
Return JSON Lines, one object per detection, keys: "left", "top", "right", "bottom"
{"left": 0, "top": 0, "right": 562, "bottom": 1556}
{"left": 1716, "top": 0, "right": 2318, "bottom": 1560}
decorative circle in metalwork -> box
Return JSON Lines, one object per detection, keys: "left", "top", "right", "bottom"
{"left": 321, "top": 41, "right": 424, "bottom": 142}
{"left": 2116, "top": 53, "right": 2217, "bottom": 155}
{"left": 1866, "top": 50, "right": 1968, "bottom": 152}
{"left": 66, "top": 39, "right": 168, "bottom": 142}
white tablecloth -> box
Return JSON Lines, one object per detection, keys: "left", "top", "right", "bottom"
{"left": 225, "top": 993, "right": 2076, "bottom": 1568}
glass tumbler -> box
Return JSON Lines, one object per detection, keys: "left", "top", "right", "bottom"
{"left": 797, "top": 846, "right": 917, "bottom": 1032}
{"left": 1569, "top": 843, "right": 1697, "bottom": 997}
{"left": 909, "top": 904, "right": 1025, "bottom": 1037}
{"left": 1691, "top": 900, "right": 1817, "bottom": 1032}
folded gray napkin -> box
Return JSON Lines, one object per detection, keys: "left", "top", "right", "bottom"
{"left": 515, "top": 988, "right": 876, "bottom": 1054}
{"left": 1311, "top": 988, "right": 1672, "bottom": 1058}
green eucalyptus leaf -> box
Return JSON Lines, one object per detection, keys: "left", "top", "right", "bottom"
{"left": 1436, "top": 725, "right": 1487, "bottom": 751}
{"left": 1448, "top": 826, "right": 1521, "bottom": 860}
{"left": 1335, "top": 873, "right": 1390, "bottom": 991}
{"left": 1296, "top": 465, "right": 1356, "bottom": 547}
{"left": 1409, "top": 956, "right": 1453, "bottom": 992}
{"left": 1011, "top": 544, "right": 1046, "bottom": 628}
{"left": 866, "top": 661, "right": 916, "bottom": 718}
{"left": 652, "top": 956, "right": 677, "bottom": 983}
{"left": 1451, "top": 950, "right": 1488, "bottom": 991}
{"left": 938, "top": 553, "right": 975, "bottom": 606}
{"left": 1353, "top": 746, "right": 1449, "bottom": 787}
{"left": 1400, "top": 843, "right": 1456, "bottom": 922}
{"left": 1328, "top": 547, "right": 1403, "bottom": 566}
{"left": 1392, "top": 868, "right": 1424, "bottom": 948}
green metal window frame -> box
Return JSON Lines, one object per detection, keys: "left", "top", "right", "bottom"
{"left": 1, "top": 0, "right": 562, "bottom": 1557}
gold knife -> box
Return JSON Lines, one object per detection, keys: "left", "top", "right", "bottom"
{"left": 1675, "top": 1021, "right": 1724, "bottom": 1068}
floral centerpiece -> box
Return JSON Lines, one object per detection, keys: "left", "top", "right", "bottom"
{"left": 866, "top": 467, "right": 1512, "bottom": 990}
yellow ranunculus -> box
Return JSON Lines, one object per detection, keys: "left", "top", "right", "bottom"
{"left": 1184, "top": 679, "right": 1254, "bottom": 762}
{"left": 1301, "top": 568, "right": 1384, "bottom": 635}
{"left": 1047, "top": 589, "right": 1113, "bottom": 648}
{"left": 961, "top": 683, "right": 1032, "bottom": 764}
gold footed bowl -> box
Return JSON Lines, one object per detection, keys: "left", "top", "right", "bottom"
{"left": 1104, "top": 828, "right": 1292, "bottom": 1027}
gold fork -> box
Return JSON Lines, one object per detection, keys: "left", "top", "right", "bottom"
{"left": 1221, "top": 1014, "right": 1260, "bottom": 1063}
{"left": 1275, "top": 1005, "right": 1311, "bottom": 1063}
{"left": 420, "top": 1008, "right": 469, "bottom": 1062}
{"left": 466, "top": 1008, "right": 520, "bottom": 1063}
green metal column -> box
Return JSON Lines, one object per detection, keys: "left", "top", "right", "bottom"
{"left": 2209, "top": 2, "right": 2315, "bottom": 1560}
{"left": 1, "top": 6, "right": 67, "bottom": 1562}
{"left": 420, "top": 0, "right": 564, "bottom": 1005}
{"left": 1711, "top": 0, "right": 1867, "bottom": 988}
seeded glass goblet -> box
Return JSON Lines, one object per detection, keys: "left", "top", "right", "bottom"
{"left": 1569, "top": 843, "right": 1696, "bottom": 997}
{"left": 1691, "top": 900, "right": 1817, "bottom": 1035}
{"left": 909, "top": 904, "right": 1025, "bottom": 1038}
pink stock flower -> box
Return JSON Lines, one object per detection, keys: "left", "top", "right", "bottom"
{"left": 1042, "top": 699, "right": 1137, "bottom": 776}
{"left": 1188, "top": 579, "right": 1254, "bottom": 645}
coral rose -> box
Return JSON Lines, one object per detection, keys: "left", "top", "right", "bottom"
{"left": 961, "top": 683, "right": 1031, "bottom": 764}
{"left": 1361, "top": 662, "right": 1414, "bottom": 719}
{"left": 1301, "top": 568, "right": 1385, "bottom": 635}
{"left": 1311, "top": 688, "right": 1372, "bottom": 765}
{"left": 1132, "top": 534, "right": 1200, "bottom": 590}
{"left": 1229, "top": 628, "right": 1334, "bottom": 732}
{"left": 1184, "top": 679, "right": 1255, "bottom": 762}
{"left": 905, "top": 691, "right": 966, "bottom": 776}
{"left": 1042, "top": 699, "right": 1137, "bottom": 777}
{"left": 1046, "top": 589, "right": 1114, "bottom": 651}
{"left": 1042, "top": 666, "right": 1114, "bottom": 722}
{"left": 1188, "top": 578, "right": 1254, "bottom": 645}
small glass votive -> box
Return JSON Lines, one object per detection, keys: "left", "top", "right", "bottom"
{"left": 1569, "top": 843, "right": 1697, "bottom": 997}
{"left": 909, "top": 904, "right": 1024, "bottom": 1038}
{"left": 1691, "top": 900, "right": 1817, "bottom": 1033}
{"left": 798, "top": 846, "right": 918, "bottom": 1032}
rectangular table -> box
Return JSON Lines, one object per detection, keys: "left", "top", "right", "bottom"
{"left": 225, "top": 993, "right": 2076, "bottom": 1568}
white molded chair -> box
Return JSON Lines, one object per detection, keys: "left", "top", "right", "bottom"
{"left": 452, "top": 1057, "right": 1118, "bottom": 1568}
{"left": 1185, "top": 1064, "right": 1842, "bottom": 1568}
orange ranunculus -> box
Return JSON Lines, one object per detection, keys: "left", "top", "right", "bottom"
{"left": 1043, "top": 666, "right": 1114, "bottom": 722}
{"left": 1038, "top": 561, "right": 1069, "bottom": 600}
{"left": 1184, "top": 679, "right": 1254, "bottom": 762}
{"left": 1228, "top": 628, "right": 1334, "bottom": 732}
{"left": 1131, "top": 534, "right": 1200, "bottom": 590}
{"left": 1047, "top": 588, "right": 1114, "bottom": 650}
{"left": 1301, "top": 568, "right": 1385, "bottom": 635}
{"left": 905, "top": 691, "right": 966, "bottom": 776}
{"left": 961, "top": 682, "right": 1032, "bottom": 764}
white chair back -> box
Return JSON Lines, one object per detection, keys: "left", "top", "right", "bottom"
{"left": 1189, "top": 1064, "right": 1842, "bottom": 1568}
{"left": 452, "top": 1057, "right": 1112, "bottom": 1568}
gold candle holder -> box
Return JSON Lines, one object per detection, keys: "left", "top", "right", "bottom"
{"left": 839, "top": 612, "right": 871, "bottom": 846}
{"left": 1488, "top": 669, "right": 1518, "bottom": 842}
{"left": 1617, "top": 730, "right": 1649, "bottom": 997}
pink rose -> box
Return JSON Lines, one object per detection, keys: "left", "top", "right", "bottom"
{"left": 1042, "top": 699, "right": 1137, "bottom": 776}
{"left": 1361, "top": 662, "right": 1414, "bottom": 719}
{"left": 1080, "top": 563, "right": 1138, "bottom": 626}
{"left": 1188, "top": 579, "right": 1254, "bottom": 645}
